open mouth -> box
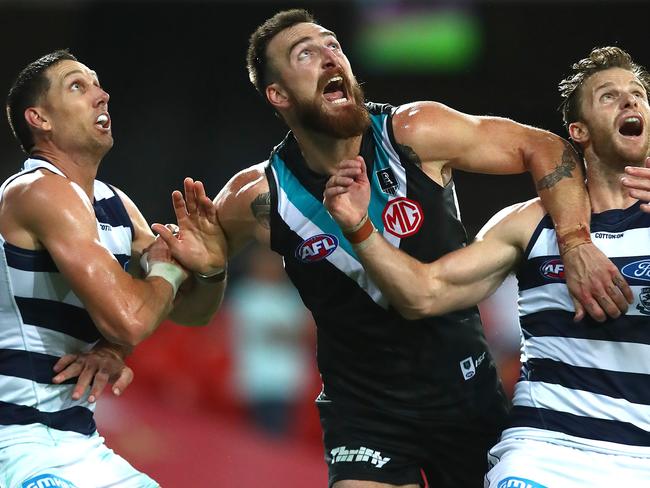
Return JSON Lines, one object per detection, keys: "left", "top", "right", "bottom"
{"left": 618, "top": 115, "right": 643, "bottom": 137}
{"left": 322, "top": 76, "right": 348, "bottom": 105}
{"left": 95, "top": 113, "right": 111, "bottom": 130}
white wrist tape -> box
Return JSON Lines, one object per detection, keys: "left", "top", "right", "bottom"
{"left": 140, "top": 252, "right": 151, "bottom": 275}
{"left": 146, "top": 262, "right": 185, "bottom": 297}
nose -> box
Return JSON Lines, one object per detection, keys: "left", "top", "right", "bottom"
{"left": 320, "top": 45, "right": 338, "bottom": 70}
{"left": 94, "top": 86, "right": 110, "bottom": 107}
{"left": 621, "top": 91, "right": 638, "bottom": 109}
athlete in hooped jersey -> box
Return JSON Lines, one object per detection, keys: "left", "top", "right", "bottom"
{"left": 325, "top": 46, "right": 650, "bottom": 487}
{"left": 0, "top": 51, "right": 223, "bottom": 487}
{"left": 157, "top": 10, "right": 633, "bottom": 488}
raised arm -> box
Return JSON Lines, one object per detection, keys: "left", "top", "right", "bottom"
{"left": 153, "top": 165, "right": 272, "bottom": 323}
{"left": 324, "top": 157, "right": 529, "bottom": 318}
{"left": 4, "top": 172, "right": 187, "bottom": 347}
{"left": 392, "top": 101, "right": 632, "bottom": 321}
{"left": 151, "top": 178, "right": 228, "bottom": 326}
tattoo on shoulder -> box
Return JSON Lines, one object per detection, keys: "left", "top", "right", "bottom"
{"left": 536, "top": 140, "right": 580, "bottom": 191}
{"left": 396, "top": 143, "right": 422, "bottom": 168}
{"left": 250, "top": 192, "right": 271, "bottom": 229}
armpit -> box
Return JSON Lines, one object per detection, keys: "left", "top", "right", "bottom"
{"left": 395, "top": 143, "right": 422, "bottom": 168}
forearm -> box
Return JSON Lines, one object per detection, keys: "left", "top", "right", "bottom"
{"left": 169, "top": 275, "right": 226, "bottom": 326}
{"left": 92, "top": 338, "right": 134, "bottom": 359}
{"left": 94, "top": 276, "right": 177, "bottom": 346}
{"left": 350, "top": 225, "right": 515, "bottom": 319}
{"left": 352, "top": 232, "right": 439, "bottom": 319}
{"left": 526, "top": 137, "right": 591, "bottom": 252}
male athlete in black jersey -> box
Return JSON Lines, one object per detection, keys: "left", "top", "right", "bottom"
{"left": 324, "top": 46, "right": 650, "bottom": 488}
{"left": 156, "top": 10, "right": 632, "bottom": 488}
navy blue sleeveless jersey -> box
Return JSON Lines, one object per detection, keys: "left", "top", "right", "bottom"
{"left": 507, "top": 201, "right": 650, "bottom": 456}
{"left": 265, "top": 102, "right": 503, "bottom": 418}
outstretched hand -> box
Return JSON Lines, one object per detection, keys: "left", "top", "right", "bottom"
{"left": 152, "top": 177, "right": 227, "bottom": 275}
{"left": 53, "top": 343, "right": 133, "bottom": 403}
{"left": 324, "top": 156, "right": 371, "bottom": 230}
{"left": 562, "top": 243, "right": 633, "bottom": 322}
{"left": 622, "top": 157, "right": 650, "bottom": 213}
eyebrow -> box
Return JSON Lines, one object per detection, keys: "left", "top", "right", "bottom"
{"left": 61, "top": 69, "right": 99, "bottom": 83}
{"left": 594, "top": 79, "right": 646, "bottom": 92}
{"left": 287, "top": 30, "right": 337, "bottom": 57}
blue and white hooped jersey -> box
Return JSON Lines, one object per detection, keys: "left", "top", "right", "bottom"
{"left": 0, "top": 158, "right": 133, "bottom": 442}
{"left": 264, "top": 102, "right": 506, "bottom": 418}
{"left": 506, "top": 202, "right": 650, "bottom": 456}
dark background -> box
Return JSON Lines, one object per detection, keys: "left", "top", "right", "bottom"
{"left": 2, "top": 1, "right": 647, "bottom": 484}
{"left": 2, "top": 0, "right": 649, "bottom": 238}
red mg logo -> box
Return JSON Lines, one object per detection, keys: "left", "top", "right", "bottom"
{"left": 382, "top": 197, "right": 424, "bottom": 237}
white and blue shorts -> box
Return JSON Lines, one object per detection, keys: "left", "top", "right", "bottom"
{"left": 485, "top": 436, "right": 650, "bottom": 488}
{"left": 0, "top": 427, "right": 158, "bottom": 488}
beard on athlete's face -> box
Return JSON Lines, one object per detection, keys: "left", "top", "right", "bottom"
{"left": 291, "top": 72, "right": 370, "bottom": 139}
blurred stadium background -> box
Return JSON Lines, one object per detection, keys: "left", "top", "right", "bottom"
{"left": 1, "top": 0, "right": 648, "bottom": 485}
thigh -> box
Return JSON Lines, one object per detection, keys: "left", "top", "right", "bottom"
{"left": 488, "top": 438, "right": 650, "bottom": 488}
{"left": 1, "top": 433, "right": 159, "bottom": 488}
{"left": 423, "top": 401, "right": 507, "bottom": 487}
{"left": 318, "top": 399, "right": 426, "bottom": 488}
{"left": 333, "top": 480, "right": 420, "bottom": 488}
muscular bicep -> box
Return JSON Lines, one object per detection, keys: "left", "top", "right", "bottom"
{"left": 395, "top": 201, "right": 535, "bottom": 318}
{"left": 17, "top": 178, "right": 156, "bottom": 343}
{"left": 426, "top": 232, "right": 520, "bottom": 313}
{"left": 25, "top": 181, "right": 124, "bottom": 289}
{"left": 393, "top": 102, "right": 565, "bottom": 176}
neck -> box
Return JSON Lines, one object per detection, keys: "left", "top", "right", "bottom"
{"left": 584, "top": 150, "right": 639, "bottom": 213}
{"left": 30, "top": 144, "right": 101, "bottom": 199}
{"left": 290, "top": 125, "right": 363, "bottom": 175}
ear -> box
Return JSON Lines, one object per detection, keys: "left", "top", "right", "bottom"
{"left": 568, "top": 121, "right": 588, "bottom": 144}
{"left": 24, "top": 107, "right": 51, "bottom": 132}
{"left": 266, "top": 83, "right": 289, "bottom": 110}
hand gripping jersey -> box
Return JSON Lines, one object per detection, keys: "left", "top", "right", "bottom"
{"left": 507, "top": 201, "right": 650, "bottom": 456}
{"left": 0, "top": 158, "right": 134, "bottom": 443}
{"left": 265, "top": 102, "right": 503, "bottom": 417}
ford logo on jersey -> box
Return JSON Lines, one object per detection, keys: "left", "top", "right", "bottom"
{"left": 296, "top": 234, "right": 339, "bottom": 263}
{"left": 540, "top": 258, "right": 565, "bottom": 280}
{"left": 621, "top": 259, "right": 650, "bottom": 282}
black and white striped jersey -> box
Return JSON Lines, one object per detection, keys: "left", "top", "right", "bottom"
{"left": 264, "top": 102, "right": 504, "bottom": 418}
{"left": 506, "top": 201, "right": 650, "bottom": 456}
{"left": 0, "top": 158, "right": 133, "bottom": 442}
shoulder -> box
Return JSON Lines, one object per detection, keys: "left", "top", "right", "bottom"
{"left": 216, "top": 162, "right": 269, "bottom": 212}
{"left": 4, "top": 169, "right": 93, "bottom": 221}
{"left": 477, "top": 198, "right": 546, "bottom": 249}
{"left": 391, "top": 101, "right": 479, "bottom": 147}
{"left": 215, "top": 162, "right": 272, "bottom": 248}
{"left": 392, "top": 101, "right": 466, "bottom": 128}
{"left": 0, "top": 169, "right": 98, "bottom": 249}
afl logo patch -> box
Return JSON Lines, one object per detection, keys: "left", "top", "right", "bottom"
{"left": 540, "top": 258, "right": 565, "bottom": 280}
{"left": 296, "top": 234, "right": 338, "bottom": 263}
{"left": 622, "top": 259, "right": 650, "bottom": 282}
{"left": 382, "top": 197, "right": 423, "bottom": 238}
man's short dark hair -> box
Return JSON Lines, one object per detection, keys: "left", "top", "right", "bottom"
{"left": 558, "top": 46, "right": 650, "bottom": 127}
{"left": 246, "top": 9, "right": 315, "bottom": 95}
{"left": 6, "top": 49, "right": 77, "bottom": 153}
